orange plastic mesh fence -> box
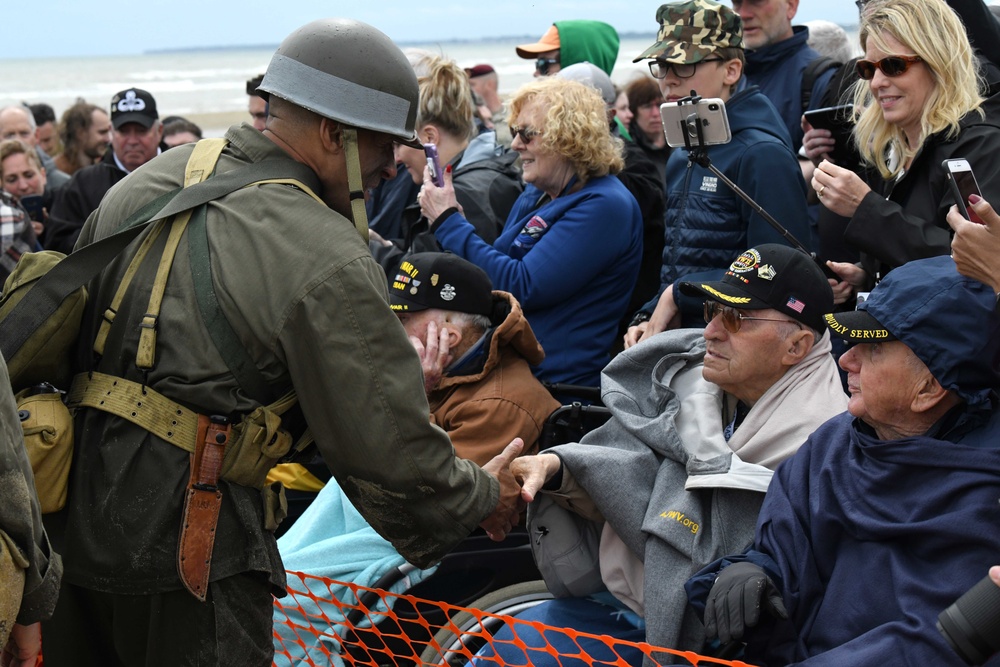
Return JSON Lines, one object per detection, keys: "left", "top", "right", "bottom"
{"left": 273, "top": 570, "right": 757, "bottom": 667}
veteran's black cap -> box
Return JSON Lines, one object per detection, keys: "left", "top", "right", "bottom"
{"left": 389, "top": 252, "right": 493, "bottom": 315}
{"left": 679, "top": 244, "right": 833, "bottom": 331}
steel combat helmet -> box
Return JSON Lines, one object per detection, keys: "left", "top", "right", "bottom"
{"left": 634, "top": 0, "right": 744, "bottom": 64}
{"left": 259, "top": 18, "right": 421, "bottom": 146}
{"left": 258, "top": 19, "right": 422, "bottom": 239}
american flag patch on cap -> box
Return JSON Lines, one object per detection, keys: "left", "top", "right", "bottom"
{"left": 786, "top": 296, "right": 805, "bottom": 313}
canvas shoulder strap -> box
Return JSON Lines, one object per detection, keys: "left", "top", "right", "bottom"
{"left": 0, "top": 142, "right": 322, "bottom": 371}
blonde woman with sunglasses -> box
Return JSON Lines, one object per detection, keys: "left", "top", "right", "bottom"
{"left": 812, "top": 0, "right": 1000, "bottom": 302}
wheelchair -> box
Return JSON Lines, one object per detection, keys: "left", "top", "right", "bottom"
{"left": 333, "top": 383, "right": 611, "bottom": 667}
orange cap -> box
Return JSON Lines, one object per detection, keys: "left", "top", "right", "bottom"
{"left": 516, "top": 25, "right": 561, "bottom": 58}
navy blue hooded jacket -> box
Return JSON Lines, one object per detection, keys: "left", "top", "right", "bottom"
{"left": 644, "top": 85, "right": 812, "bottom": 324}
{"left": 692, "top": 409, "right": 1000, "bottom": 666}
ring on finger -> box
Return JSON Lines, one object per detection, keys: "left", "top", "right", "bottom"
{"left": 818, "top": 185, "right": 826, "bottom": 198}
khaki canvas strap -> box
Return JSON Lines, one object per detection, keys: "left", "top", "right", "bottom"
{"left": 134, "top": 215, "right": 189, "bottom": 370}
{"left": 92, "top": 139, "right": 230, "bottom": 363}
{"left": 69, "top": 371, "right": 303, "bottom": 463}
{"left": 68, "top": 371, "right": 200, "bottom": 452}
{"left": 92, "top": 224, "right": 165, "bottom": 356}
{"left": 252, "top": 178, "right": 324, "bottom": 206}
{"left": 341, "top": 127, "right": 370, "bottom": 242}
{"left": 137, "top": 139, "right": 228, "bottom": 371}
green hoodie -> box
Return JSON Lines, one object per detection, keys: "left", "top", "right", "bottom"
{"left": 554, "top": 20, "right": 620, "bottom": 75}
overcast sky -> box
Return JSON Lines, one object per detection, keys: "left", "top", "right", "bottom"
{"left": 3, "top": 1, "right": 862, "bottom": 59}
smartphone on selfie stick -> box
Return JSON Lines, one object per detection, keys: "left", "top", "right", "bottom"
{"left": 943, "top": 158, "right": 985, "bottom": 224}
{"left": 424, "top": 143, "right": 444, "bottom": 187}
{"left": 661, "top": 93, "right": 825, "bottom": 272}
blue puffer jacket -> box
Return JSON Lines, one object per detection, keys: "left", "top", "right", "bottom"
{"left": 644, "top": 85, "right": 812, "bottom": 323}
{"left": 744, "top": 26, "right": 838, "bottom": 152}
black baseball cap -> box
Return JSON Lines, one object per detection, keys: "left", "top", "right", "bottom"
{"left": 679, "top": 244, "right": 833, "bottom": 331}
{"left": 389, "top": 252, "right": 493, "bottom": 315}
{"left": 110, "top": 88, "right": 158, "bottom": 129}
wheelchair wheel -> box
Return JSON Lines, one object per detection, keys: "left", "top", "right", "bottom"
{"left": 420, "top": 580, "right": 553, "bottom": 667}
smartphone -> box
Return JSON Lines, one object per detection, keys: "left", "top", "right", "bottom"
{"left": 803, "top": 104, "right": 854, "bottom": 165}
{"left": 803, "top": 104, "right": 853, "bottom": 132}
{"left": 943, "top": 158, "right": 984, "bottom": 224}
{"left": 424, "top": 143, "right": 444, "bottom": 187}
{"left": 19, "top": 194, "right": 45, "bottom": 221}
{"left": 660, "top": 99, "right": 731, "bottom": 149}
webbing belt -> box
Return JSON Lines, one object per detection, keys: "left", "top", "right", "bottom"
{"left": 68, "top": 372, "right": 199, "bottom": 452}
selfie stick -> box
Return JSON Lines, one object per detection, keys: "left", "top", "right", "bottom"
{"left": 677, "top": 94, "right": 813, "bottom": 258}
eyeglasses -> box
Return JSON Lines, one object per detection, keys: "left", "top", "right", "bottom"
{"left": 855, "top": 55, "right": 923, "bottom": 80}
{"left": 648, "top": 58, "right": 723, "bottom": 80}
{"left": 535, "top": 58, "right": 560, "bottom": 75}
{"left": 509, "top": 125, "right": 541, "bottom": 144}
{"left": 703, "top": 301, "right": 802, "bottom": 334}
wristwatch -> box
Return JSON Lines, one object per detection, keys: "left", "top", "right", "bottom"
{"left": 629, "top": 311, "right": 652, "bottom": 328}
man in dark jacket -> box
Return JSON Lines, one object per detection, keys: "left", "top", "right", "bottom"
{"left": 691, "top": 255, "right": 1000, "bottom": 666}
{"left": 735, "top": 0, "right": 837, "bottom": 153}
{"left": 44, "top": 88, "right": 163, "bottom": 254}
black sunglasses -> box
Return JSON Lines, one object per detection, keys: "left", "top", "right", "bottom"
{"left": 855, "top": 55, "right": 923, "bottom": 80}
{"left": 535, "top": 57, "right": 559, "bottom": 75}
{"left": 648, "top": 58, "right": 723, "bottom": 80}
{"left": 509, "top": 125, "right": 541, "bottom": 144}
{"left": 703, "top": 301, "right": 802, "bottom": 334}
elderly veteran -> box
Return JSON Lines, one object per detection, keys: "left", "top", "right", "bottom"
{"left": 692, "top": 254, "right": 1000, "bottom": 666}
{"left": 475, "top": 244, "right": 846, "bottom": 667}
{"left": 389, "top": 252, "right": 559, "bottom": 463}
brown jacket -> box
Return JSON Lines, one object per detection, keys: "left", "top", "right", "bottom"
{"left": 428, "top": 291, "right": 560, "bottom": 466}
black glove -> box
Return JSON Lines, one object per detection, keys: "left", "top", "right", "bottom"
{"left": 704, "top": 561, "right": 789, "bottom": 644}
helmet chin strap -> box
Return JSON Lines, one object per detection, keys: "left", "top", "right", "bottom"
{"left": 341, "top": 127, "right": 370, "bottom": 242}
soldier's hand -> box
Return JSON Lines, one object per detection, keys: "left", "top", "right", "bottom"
{"left": 1, "top": 622, "right": 41, "bottom": 667}
{"left": 479, "top": 438, "right": 525, "bottom": 541}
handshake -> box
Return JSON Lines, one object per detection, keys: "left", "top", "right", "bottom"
{"left": 478, "top": 446, "right": 566, "bottom": 542}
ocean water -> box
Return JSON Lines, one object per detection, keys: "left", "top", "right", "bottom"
{"left": 0, "top": 38, "right": 656, "bottom": 135}
{"left": 0, "top": 32, "right": 862, "bottom": 136}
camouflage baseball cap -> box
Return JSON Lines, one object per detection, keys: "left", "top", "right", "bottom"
{"left": 633, "top": 0, "right": 744, "bottom": 64}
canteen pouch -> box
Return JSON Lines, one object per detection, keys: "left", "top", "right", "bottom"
{"left": 221, "top": 395, "right": 296, "bottom": 489}
{"left": 261, "top": 482, "right": 288, "bottom": 532}
{"left": 16, "top": 386, "right": 73, "bottom": 514}
{"left": 0, "top": 251, "right": 86, "bottom": 392}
